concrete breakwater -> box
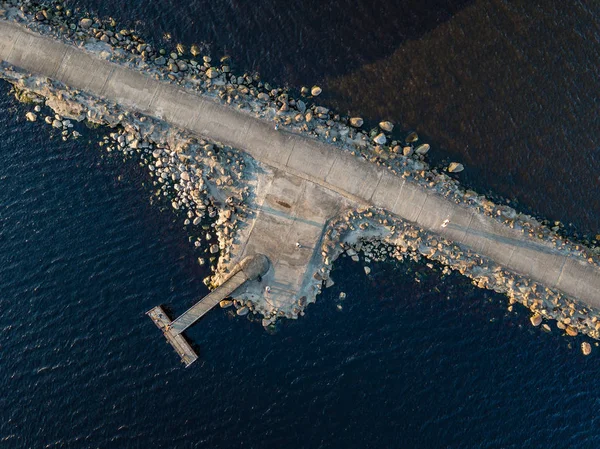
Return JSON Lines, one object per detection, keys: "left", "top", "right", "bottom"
{"left": 1, "top": 3, "right": 599, "bottom": 347}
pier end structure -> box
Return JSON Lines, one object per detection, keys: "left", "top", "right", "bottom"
{"left": 148, "top": 255, "right": 269, "bottom": 365}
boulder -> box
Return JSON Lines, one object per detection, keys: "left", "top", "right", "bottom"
{"left": 219, "top": 299, "right": 233, "bottom": 308}
{"left": 51, "top": 119, "right": 62, "bottom": 129}
{"left": 206, "top": 68, "right": 219, "bottom": 79}
{"left": 349, "top": 117, "right": 363, "bottom": 128}
{"left": 379, "top": 121, "right": 394, "bottom": 132}
{"left": 405, "top": 131, "right": 419, "bottom": 143}
{"left": 209, "top": 244, "right": 219, "bottom": 254}
{"left": 190, "top": 44, "right": 201, "bottom": 57}
{"left": 236, "top": 306, "right": 249, "bottom": 316}
{"left": 296, "top": 100, "right": 306, "bottom": 113}
{"left": 415, "top": 143, "right": 430, "bottom": 155}
{"left": 364, "top": 266, "right": 371, "bottom": 275}
{"left": 25, "top": 112, "right": 37, "bottom": 122}
{"left": 581, "top": 342, "right": 592, "bottom": 356}
{"left": 373, "top": 133, "right": 387, "bottom": 145}
{"left": 79, "top": 18, "right": 93, "bottom": 29}
{"left": 530, "top": 314, "right": 542, "bottom": 327}
{"left": 566, "top": 326, "right": 578, "bottom": 337}
{"left": 154, "top": 56, "right": 166, "bottom": 66}
{"left": 448, "top": 162, "right": 465, "bottom": 173}
{"left": 311, "top": 86, "right": 322, "bottom": 96}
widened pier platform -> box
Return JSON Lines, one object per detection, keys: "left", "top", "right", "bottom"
{"left": 147, "top": 306, "right": 198, "bottom": 367}
{"left": 147, "top": 254, "right": 269, "bottom": 367}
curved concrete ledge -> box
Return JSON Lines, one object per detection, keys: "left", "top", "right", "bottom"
{"left": 1, "top": 20, "right": 599, "bottom": 311}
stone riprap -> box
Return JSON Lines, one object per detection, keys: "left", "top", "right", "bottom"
{"left": 1, "top": 17, "right": 599, "bottom": 340}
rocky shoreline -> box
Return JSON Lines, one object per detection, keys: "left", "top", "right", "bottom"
{"left": 1, "top": 0, "right": 599, "bottom": 353}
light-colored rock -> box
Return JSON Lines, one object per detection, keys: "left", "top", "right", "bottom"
{"left": 311, "top": 86, "right": 322, "bottom": 96}
{"left": 373, "top": 133, "right": 387, "bottom": 145}
{"left": 581, "top": 342, "right": 592, "bottom": 355}
{"left": 530, "top": 314, "right": 542, "bottom": 326}
{"left": 206, "top": 68, "right": 219, "bottom": 79}
{"left": 379, "top": 121, "right": 394, "bottom": 132}
{"left": 557, "top": 321, "right": 566, "bottom": 330}
{"left": 209, "top": 244, "right": 219, "bottom": 254}
{"left": 448, "top": 162, "right": 465, "bottom": 173}
{"left": 51, "top": 119, "right": 62, "bottom": 129}
{"left": 236, "top": 306, "right": 249, "bottom": 316}
{"left": 190, "top": 44, "right": 201, "bottom": 57}
{"left": 349, "top": 117, "right": 363, "bottom": 128}
{"left": 415, "top": 143, "right": 430, "bottom": 155}
{"left": 541, "top": 323, "right": 551, "bottom": 333}
{"left": 403, "top": 146, "right": 413, "bottom": 157}
{"left": 25, "top": 112, "right": 37, "bottom": 122}
{"left": 219, "top": 299, "right": 233, "bottom": 308}
{"left": 566, "top": 326, "right": 578, "bottom": 337}
{"left": 364, "top": 266, "right": 371, "bottom": 275}
{"left": 79, "top": 18, "right": 93, "bottom": 29}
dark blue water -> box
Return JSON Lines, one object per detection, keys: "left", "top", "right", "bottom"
{"left": 2, "top": 1, "right": 600, "bottom": 447}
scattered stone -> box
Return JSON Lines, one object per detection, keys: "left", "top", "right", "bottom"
{"left": 379, "top": 121, "right": 394, "bottom": 132}
{"left": 405, "top": 131, "right": 419, "bottom": 143}
{"left": 566, "top": 326, "right": 578, "bottom": 337}
{"left": 448, "top": 162, "right": 465, "bottom": 173}
{"left": 190, "top": 44, "right": 201, "bottom": 57}
{"left": 415, "top": 143, "right": 430, "bottom": 155}
{"left": 339, "top": 292, "right": 346, "bottom": 299}
{"left": 209, "top": 244, "right": 219, "bottom": 254}
{"left": 530, "top": 314, "right": 542, "bottom": 326}
{"left": 542, "top": 323, "right": 551, "bottom": 333}
{"left": 373, "top": 133, "right": 387, "bottom": 145}
{"left": 236, "top": 306, "right": 249, "bottom": 316}
{"left": 25, "top": 112, "right": 37, "bottom": 122}
{"left": 311, "top": 86, "right": 322, "bottom": 96}
{"left": 364, "top": 266, "right": 371, "bottom": 275}
{"left": 581, "top": 342, "right": 592, "bottom": 355}
{"left": 206, "top": 68, "right": 218, "bottom": 79}
{"left": 79, "top": 18, "right": 93, "bottom": 29}
{"left": 349, "top": 117, "right": 363, "bottom": 128}
{"left": 51, "top": 119, "right": 62, "bottom": 128}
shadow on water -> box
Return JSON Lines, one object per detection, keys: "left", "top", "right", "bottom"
{"left": 65, "top": 0, "right": 474, "bottom": 83}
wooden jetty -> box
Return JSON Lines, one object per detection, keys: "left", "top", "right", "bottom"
{"left": 147, "top": 254, "right": 269, "bottom": 367}
{"left": 146, "top": 306, "right": 198, "bottom": 367}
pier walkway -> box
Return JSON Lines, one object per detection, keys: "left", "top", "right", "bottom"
{"left": 147, "top": 255, "right": 269, "bottom": 365}
{"left": 0, "top": 20, "right": 598, "bottom": 315}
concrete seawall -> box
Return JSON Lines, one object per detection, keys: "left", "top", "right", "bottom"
{"left": 1, "top": 20, "right": 599, "bottom": 312}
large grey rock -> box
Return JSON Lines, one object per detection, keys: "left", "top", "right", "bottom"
{"left": 349, "top": 117, "right": 363, "bottom": 128}
{"left": 79, "top": 18, "right": 93, "bottom": 29}
{"left": 448, "top": 162, "right": 464, "bottom": 173}
{"left": 379, "top": 121, "right": 394, "bottom": 132}
{"left": 373, "top": 133, "right": 387, "bottom": 145}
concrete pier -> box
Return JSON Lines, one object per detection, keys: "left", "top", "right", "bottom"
{"left": 0, "top": 20, "right": 598, "bottom": 315}
{"left": 148, "top": 255, "right": 269, "bottom": 364}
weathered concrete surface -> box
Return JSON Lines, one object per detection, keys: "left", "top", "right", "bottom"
{"left": 1, "top": 20, "right": 599, "bottom": 311}
{"left": 169, "top": 254, "right": 269, "bottom": 335}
